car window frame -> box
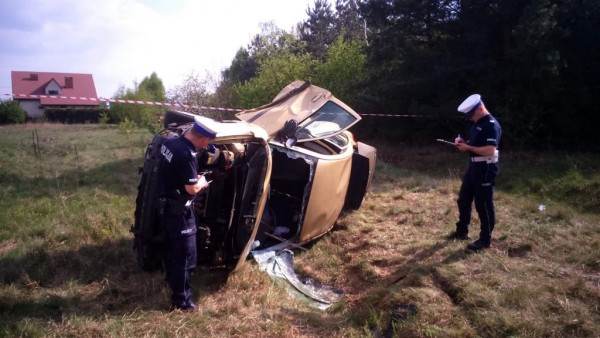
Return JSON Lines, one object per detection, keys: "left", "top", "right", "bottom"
{"left": 295, "top": 100, "right": 361, "bottom": 142}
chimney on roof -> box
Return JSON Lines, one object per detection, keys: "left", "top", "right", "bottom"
{"left": 65, "top": 77, "right": 73, "bottom": 88}
{"left": 29, "top": 73, "right": 38, "bottom": 81}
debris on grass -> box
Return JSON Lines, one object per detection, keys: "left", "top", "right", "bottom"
{"left": 252, "top": 248, "right": 343, "bottom": 310}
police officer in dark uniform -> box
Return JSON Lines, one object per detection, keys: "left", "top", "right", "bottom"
{"left": 448, "top": 94, "right": 502, "bottom": 251}
{"left": 158, "top": 116, "right": 218, "bottom": 311}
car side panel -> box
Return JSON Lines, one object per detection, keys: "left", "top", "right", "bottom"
{"left": 298, "top": 149, "right": 352, "bottom": 242}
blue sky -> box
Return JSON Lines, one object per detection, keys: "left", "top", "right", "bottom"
{"left": 0, "top": 0, "right": 311, "bottom": 97}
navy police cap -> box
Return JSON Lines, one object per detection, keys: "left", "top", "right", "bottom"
{"left": 457, "top": 94, "right": 482, "bottom": 114}
{"left": 192, "top": 116, "right": 217, "bottom": 139}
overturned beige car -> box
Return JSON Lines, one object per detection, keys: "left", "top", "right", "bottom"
{"left": 132, "top": 81, "right": 377, "bottom": 271}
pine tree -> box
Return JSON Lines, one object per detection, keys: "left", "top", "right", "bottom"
{"left": 298, "top": 0, "right": 338, "bottom": 59}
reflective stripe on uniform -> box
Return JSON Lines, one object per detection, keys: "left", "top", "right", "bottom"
{"left": 471, "top": 150, "right": 499, "bottom": 163}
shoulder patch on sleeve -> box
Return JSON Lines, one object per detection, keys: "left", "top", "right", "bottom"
{"left": 160, "top": 144, "right": 173, "bottom": 163}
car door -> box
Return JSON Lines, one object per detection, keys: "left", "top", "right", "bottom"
{"left": 297, "top": 140, "right": 354, "bottom": 242}
{"left": 159, "top": 110, "right": 272, "bottom": 271}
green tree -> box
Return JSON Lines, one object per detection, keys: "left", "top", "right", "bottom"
{"left": 222, "top": 48, "right": 258, "bottom": 85}
{"left": 233, "top": 52, "right": 316, "bottom": 108}
{"left": 216, "top": 23, "right": 307, "bottom": 108}
{"left": 314, "top": 37, "right": 366, "bottom": 105}
{"left": 138, "top": 72, "right": 166, "bottom": 101}
{"left": 360, "top": 0, "right": 459, "bottom": 110}
{"left": 357, "top": 0, "right": 600, "bottom": 148}
{"left": 298, "top": 0, "right": 338, "bottom": 59}
{"left": 335, "top": 0, "right": 366, "bottom": 43}
{"left": 108, "top": 72, "right": 166, "bottom": 132}
{"left": 216, "top": 48, "right": 259, "bottom": 107}
{"left": 248, "top": 22, "right": 306, "bottom": 63}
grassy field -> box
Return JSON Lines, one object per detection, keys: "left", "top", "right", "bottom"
{"left": 0, "top": 124, "right": 598, "bottom": 337}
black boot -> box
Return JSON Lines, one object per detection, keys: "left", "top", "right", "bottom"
{"left": 466, "top": 239, "right": 490, "bottom": 252}
{"left": 172, "top": 301, "right": 197, "bottom": 312}
{"left": 446, "top": 231, "right": 469, "bottom": 240}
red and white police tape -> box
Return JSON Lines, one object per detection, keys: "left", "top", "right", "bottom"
{"left": 10, "top": 93, "right": 243, "bottom": 113}
{"left": 6, "top": 93, "right": 426, "bottom": 118}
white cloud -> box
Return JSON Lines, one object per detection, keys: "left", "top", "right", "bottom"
{"left": 0, "top": 0, "right": 312, "bottom": 97}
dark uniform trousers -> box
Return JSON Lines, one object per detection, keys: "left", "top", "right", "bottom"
{"left": 456, "top": 162, "right": 498, "bottom": 245}
{"left": 157, "top": 136, "right": 204, "bottom": 308}
{"left": 163, "top": 205, "right": 197, "bottom": 307}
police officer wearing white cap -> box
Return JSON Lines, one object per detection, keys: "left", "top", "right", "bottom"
{"left": 157, "top": 116, "right": 218, "bottom": 311}
{"left": 448, "top": 94, "right": 502, "bottom": 251}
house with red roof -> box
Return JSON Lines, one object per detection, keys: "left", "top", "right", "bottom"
{"left": 11, "top": 71, "right": 100, "bottom": 119}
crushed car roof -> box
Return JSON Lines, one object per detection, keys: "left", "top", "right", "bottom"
{"left": 236, "top": 80, "right": 362, "bottom": 138}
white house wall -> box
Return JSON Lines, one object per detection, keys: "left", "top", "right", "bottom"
{"left": 18, "top": 100, "right": 44, "bottom": 119}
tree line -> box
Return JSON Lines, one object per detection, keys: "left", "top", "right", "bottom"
{"left": 114, "top": 0, "right": 600, "bottom": 149}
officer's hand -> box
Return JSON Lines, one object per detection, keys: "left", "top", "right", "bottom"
{"left": 455, "top": 142, "right": 471, "bottom": 152}
{"left": 196, "top": 175, "right": 210, "bottom": 191}
{"left": 454, "top": 136, "right": 464, "bottom": 144}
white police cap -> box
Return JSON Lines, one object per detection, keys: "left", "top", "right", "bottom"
{"left": 192, "top": 116, "right": 217, "bottom": 139}
{"left": 457, "top": 94, "right": 482, "bottom": 113}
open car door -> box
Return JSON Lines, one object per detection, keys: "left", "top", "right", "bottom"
{"left": 236, "top": 80, "right": 362, "bottom": 141}
{"left": 159, "top": 110, "right": 272, "bottom": 272}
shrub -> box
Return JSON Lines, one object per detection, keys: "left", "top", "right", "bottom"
{"left": 108, "top": 78, "right": 165, "bottom": 133}
{"left": 118, "top": 118, "right": 137, "bottom": 135}
{"left": 98, "top": 111, "right": 110, "bottom": 124}
{"left": 0, "top": 100, "right": 27, "bottom": 124}
{"left": 45, "top": 109, "right": 105, "bottom": 123}
{"left": 108, "top": 104, "right": 161, "bottom": 133}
